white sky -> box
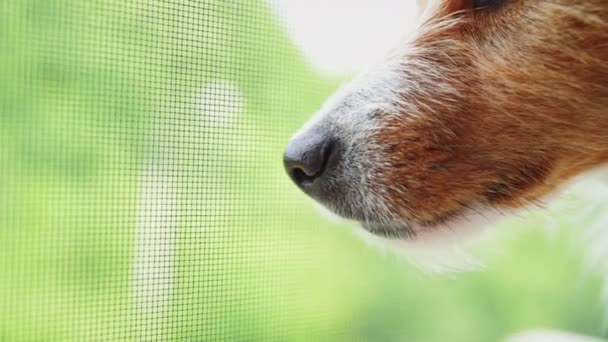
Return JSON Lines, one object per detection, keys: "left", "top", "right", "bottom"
{"left": 271, "top": 0, "right": 419, "bottom": 75}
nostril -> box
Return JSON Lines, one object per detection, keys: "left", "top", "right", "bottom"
{"left": 283, "top": 137, "right": 336, "bottom": 189}
{"left": 290, "top": 166, "right": 317, "bottom": 187}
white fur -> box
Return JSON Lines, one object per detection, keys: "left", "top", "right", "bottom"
{"left": 352, "top": 165, "right": 608, "bottom": 271}
{"left": 349, "top": 203, "right": 506, "bottom": 273}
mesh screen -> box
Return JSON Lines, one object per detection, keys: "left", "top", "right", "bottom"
{"left": 1, "top": 1, "right": 335, "bottom": 339}
{"left": 2, "top": 1, "right": 608, "bottom": 341}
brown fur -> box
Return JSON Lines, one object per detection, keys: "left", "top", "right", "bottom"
{"left": 372, "top": 0, "right": 608, "bottom": 230}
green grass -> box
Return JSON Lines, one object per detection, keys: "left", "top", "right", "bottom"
{"left": 1, "top": 0, "right": 607, "bottom": 341}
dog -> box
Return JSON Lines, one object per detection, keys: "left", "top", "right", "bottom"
{"left": 284, "top": 0, "right": 608, "bottom": 340}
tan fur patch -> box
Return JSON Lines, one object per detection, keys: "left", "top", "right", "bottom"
{"left": 371, "top": 0, "right": 608, "bottom": 231}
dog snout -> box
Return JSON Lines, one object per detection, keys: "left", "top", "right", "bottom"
{"left": 283, "top": 129, "right": 338, "bottom": 194}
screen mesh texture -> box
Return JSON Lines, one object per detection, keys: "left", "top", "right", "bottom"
{"left": 1, "top": 0, "right": 338, "bottom": 340}
{"left": 2, "top": 1, "right": 608, "bottom": 342}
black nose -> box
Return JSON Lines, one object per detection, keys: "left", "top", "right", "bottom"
{"left": 284, "top": 131, "right": 336, "bottom": 190}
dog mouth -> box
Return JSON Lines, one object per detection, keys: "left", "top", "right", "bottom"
{"left": 318, "top": 196, "right": 420, "bottom": 240}
{"left": 325, "top": 191, "right": 476, "bottom": 240}
{"left": 360, "top": 222, "right": 416, "bottom": 240}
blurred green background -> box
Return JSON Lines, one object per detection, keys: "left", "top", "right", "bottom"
{"left": 1, "top": 0, "right": 607, "bottom": 341}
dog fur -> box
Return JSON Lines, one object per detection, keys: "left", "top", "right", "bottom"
{"left": 287, "top": 0, "right": 608, "bottom": 340}
{"left": 289, "top": 0, "right": 608, "bottom": 242}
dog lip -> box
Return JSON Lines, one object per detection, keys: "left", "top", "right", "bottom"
{"left": 361, "top": 222, "right": 414, "bottom": 240}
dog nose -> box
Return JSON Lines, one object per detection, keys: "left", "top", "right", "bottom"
{"left": 284, "top": 131, "right": 336, "bottom": 190}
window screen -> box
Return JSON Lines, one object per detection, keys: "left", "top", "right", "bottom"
{"left": 1, "top": 1, "right": 607, "bottom": 341}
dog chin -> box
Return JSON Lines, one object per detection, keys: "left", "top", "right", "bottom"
{"left": 357, "top": 207, "right": 510, "bottom": 273}
{"left": 312, "top": 195, "right": 515, "bottom": 273}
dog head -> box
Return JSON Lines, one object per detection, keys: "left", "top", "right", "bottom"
{"left": 285, "top": 0, "right": 608, "bottom": 241}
